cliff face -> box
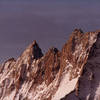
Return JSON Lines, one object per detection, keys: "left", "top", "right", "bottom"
{"left": 0, "top": 29, "right": 100, "bottom": 100}
{"left": 63, "top": 32, "right": 100, "bottom": 100}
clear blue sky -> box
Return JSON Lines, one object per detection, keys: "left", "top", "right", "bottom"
{"left": 0, "top": 0, "right": 100, "bottom": 63}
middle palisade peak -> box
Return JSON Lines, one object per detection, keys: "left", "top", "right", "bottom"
{"left": 0, "top": 29, "right": 100, "bottom": 100}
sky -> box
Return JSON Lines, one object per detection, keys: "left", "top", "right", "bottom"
{"left": 0, "top": 0, "right": 100, "bottom": 63}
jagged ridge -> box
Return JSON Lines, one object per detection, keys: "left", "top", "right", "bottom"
{"left": 0, "top": 29, "right": 100, "bottom": 100}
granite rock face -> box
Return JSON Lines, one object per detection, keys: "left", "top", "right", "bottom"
{"left": 0, "top": 29, "right": 100, "bottom": 100}
{"left": 63, "top": 31, "right": 100, "bottom": 100}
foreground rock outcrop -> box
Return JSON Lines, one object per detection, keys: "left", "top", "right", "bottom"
{"left": 0, "top": 29, "right": 100, "bottom": 100}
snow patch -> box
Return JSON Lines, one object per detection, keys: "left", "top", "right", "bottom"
{"left": 52, "top": 73, "right": 79, "bottom": 100}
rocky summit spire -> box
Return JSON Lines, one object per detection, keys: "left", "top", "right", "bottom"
{"left": 21, "top": 40, "right": 43, "bottom": 60}
{"left": 10, "top": 41, "right": 44, "bottom": 87}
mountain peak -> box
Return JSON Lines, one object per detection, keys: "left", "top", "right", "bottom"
{"left": 21, "top": 40, "right": 43, "bottom": 60}
{"left": 0, "top": 29, "right": 100, "bottom": 100}
{"left": 73, "top": 28, "right": 83, "bottom": 33}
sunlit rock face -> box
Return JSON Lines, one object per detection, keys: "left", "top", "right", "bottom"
{"left": 59, "top": 32, "right": 100, "bottom": 100}
{"left": 0, "top": 29, "right": 100, "bottom": 100}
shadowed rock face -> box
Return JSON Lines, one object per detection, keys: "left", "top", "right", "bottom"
{"left": 0, "top": 29, "right": 100, "bottom": 100}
